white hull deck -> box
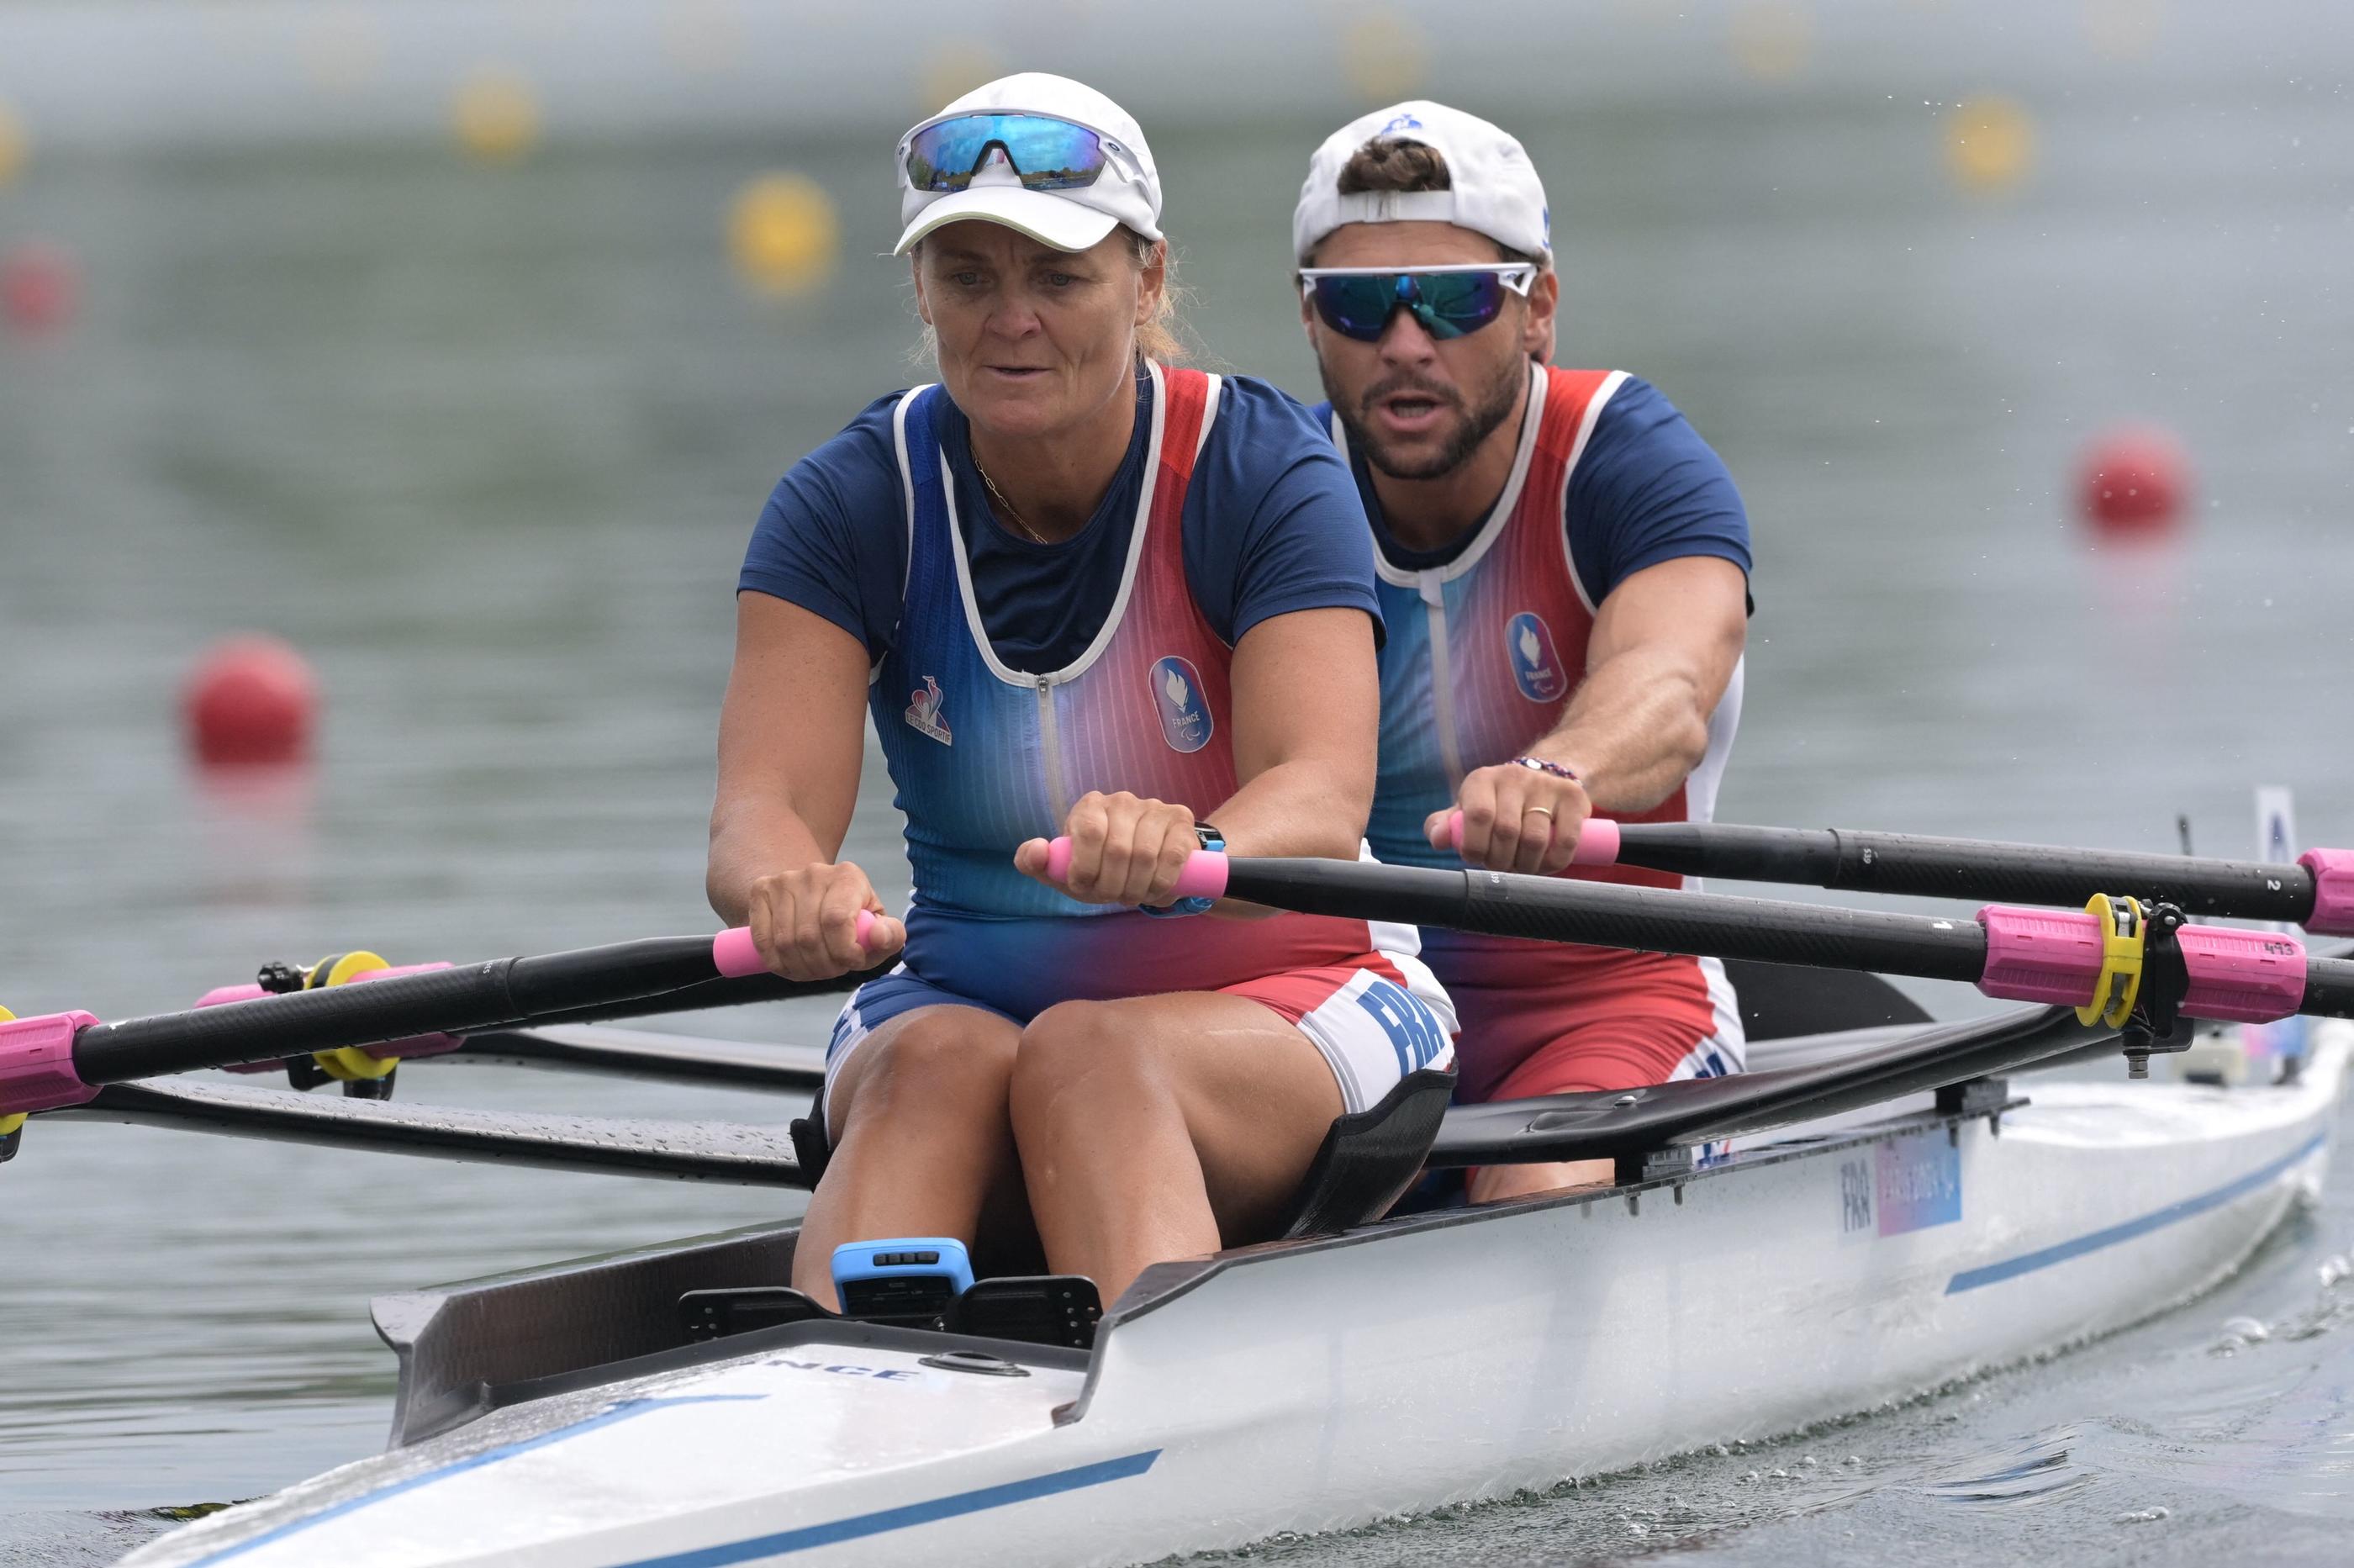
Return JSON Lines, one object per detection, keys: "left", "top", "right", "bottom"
{"left": 128, "top": 1030, "right": 2348, "bottom": 1568}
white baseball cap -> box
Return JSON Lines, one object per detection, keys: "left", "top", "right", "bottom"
{"left": 893, "top": 73, "right": 1163, "bottom": 256}
{"left": 1292, "top": 101, "right": 1550, "bottom": 266}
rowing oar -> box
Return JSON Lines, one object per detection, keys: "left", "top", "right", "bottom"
{"left": 0, "top": 926, "right": 852, "bottom": 1131}
{"left": 1045, "top": 840, "right": 2354, "bottom": 1043}
{"left": 1444, "top": 810, "right": 2354, "bottom": 932}
{"left": 50, "top": 1077, "right": 810, "bottom": 1186}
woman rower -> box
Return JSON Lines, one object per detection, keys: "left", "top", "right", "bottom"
{"left": 709, "top": 74, "right": 1455, "bottom": 1308}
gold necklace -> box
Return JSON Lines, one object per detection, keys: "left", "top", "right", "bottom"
{"left": 971, "top": 454, "right": 1047, "bottom": 544}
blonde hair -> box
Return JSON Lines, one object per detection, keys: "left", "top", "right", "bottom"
{"left": 1126, "top": 230, "right": 1188, "bottom": 364}
{"left": 909, "top": 225, "right": 1192, "bottom": 367}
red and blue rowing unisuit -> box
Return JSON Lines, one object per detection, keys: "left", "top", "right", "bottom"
{"left": 1322, "top": 363, "right": 1752, "bottom": 1105}
{"left": 741, "top": 362, "right": 1456, "bottom": 1131}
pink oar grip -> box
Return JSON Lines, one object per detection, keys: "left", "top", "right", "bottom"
{"left": 1044, "top": 837, "right": 1231, "bottom": 902}
{"left": 711, "top": 913, "right": 878, "bottom": 978}
{"left": 1444, "top": 810, "right": 1621, "bottom": 867}
{"left": 711, "top": 927, "right": 763, "bottom": 977}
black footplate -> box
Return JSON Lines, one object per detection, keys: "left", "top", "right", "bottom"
{"left": 678, "top": 1286, "right": 832, "bottom": 1343}
{"left": 678, "top": 1275, "right": 1102, "bottom": 1350}
{"left": 840, "top": 1273, "right": 960, "bottom": 1328}
{"left": 942, "top": 1275, "right": 1101, "bottom": 1349}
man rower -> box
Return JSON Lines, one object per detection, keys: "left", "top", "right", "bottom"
{"left": 1292, "top": 102, "right": 1752, "bottom": 1203}
{"left": 711, "top": 75, "right": 1455, "bottom": 1312}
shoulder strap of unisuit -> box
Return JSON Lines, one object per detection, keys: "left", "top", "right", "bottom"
{"left": 1155, "top": 364, "right": 1213, "bottom": 485}
{"left": 895, "top": 383, "right": 946, "bottom": 544}
{"left": 889, "top": 383, "right": 960, "bottom": 650}
{"left": 1533, "top": 367, "right": 1617, "bottom": 468}
{"left": 1142, "top": 365, "right": 1218, "bottom": 571}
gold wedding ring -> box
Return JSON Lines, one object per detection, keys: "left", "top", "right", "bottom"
{"left": 1523, "top": 805, "right": 1555, "bottom": 820}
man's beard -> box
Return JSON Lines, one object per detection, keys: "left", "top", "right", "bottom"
{"left": 1322, "top": 355, "right": 1526, "bottom": 482}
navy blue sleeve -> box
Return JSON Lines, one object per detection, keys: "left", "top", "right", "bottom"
{"left": 1182, "top": 377, "right": 1383, "bottom": 648}
{"left": 1565, "top": 377, "right": 1752, "bottom": 604}
{"left": 737, "top": 393, "right": 910, "bottom": 662}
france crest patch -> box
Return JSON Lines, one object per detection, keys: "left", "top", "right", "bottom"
{"left": 1149, "top": 656, "right": 1212, "bottom": 753}
{"left": 1505, "top": 612, "right": 1565, "bottom": 703}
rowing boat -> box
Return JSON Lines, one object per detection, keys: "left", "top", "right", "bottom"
{"left": 120, "top": 1012, "right": 2348, "bottom": 1568}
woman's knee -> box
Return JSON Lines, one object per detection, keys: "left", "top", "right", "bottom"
{"left": 839, "top": 1009, "right": 1018, "bottom": 1128}
{"left": 1008, "top": 1000, "right": 1160, "bottom": 1124}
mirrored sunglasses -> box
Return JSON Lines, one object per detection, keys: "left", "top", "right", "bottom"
{"left": 902, "top": 111, "right": 1126, "bottom": 193}
{"left": 1299, "top": 264, "right": 1538, "bottom": 343}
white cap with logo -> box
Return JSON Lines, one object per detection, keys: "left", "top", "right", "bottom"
{"left": 894, "top": 73, "right": 1163, "bottom": 256}
{"left": 1291, "top": 101, "right": 1550, "bottom": 266}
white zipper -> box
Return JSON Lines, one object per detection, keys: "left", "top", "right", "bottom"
{"left": 1036, "top": 673, "right": 1071, "bottom": 826}
{"left": 1420, "top": 573, "right": 1465, "bottom": 788}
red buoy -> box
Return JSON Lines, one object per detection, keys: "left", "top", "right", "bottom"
{"left": 1, "top": 240, "right": 80, "bottom": 335}
{"left": 2078, "top": 425, "right": 2191, "bottom": 535}
{"left": 183, "top": 636, "right": 319, "bottom": 767}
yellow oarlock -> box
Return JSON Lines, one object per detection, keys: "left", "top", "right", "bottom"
{"left": 0, "top": 1003, "right": 22, "bottom": 1143}
{"left": 305, "top": 952, "right": 400, "bottom": 1082}
{"left": 2077, "top": 894, "right": 2148, "bottom": 1028}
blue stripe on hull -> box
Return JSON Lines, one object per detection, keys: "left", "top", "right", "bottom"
{"left": 613, "top": 1449, "right": 1163, "bottom": 1565}
{"left": 188, "top": 1396, "right": 765, "bottom": 1565}
{"left": 1945, "top": 1129, "right": 2327, "bottom": 1294}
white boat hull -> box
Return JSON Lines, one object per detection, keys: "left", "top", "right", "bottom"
{"left": 127, "top": 1030, "right": 2348, "bottom": 1568}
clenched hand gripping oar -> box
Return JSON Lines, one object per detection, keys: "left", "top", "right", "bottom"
{"left": 1045, "top": 841, "right": 2354, "bottom": 1072}
{"left": 1447, "top": 811, "right": 2354, "bottom": 933}
{"left": 0, "top": 921, "right": 873, "bottom": 1159}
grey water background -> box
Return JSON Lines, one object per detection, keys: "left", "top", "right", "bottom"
{"left": 5, "top": 9, "right": 2354, "bottom": 1566}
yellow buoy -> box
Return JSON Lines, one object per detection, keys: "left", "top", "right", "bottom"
{"left": 452, "top": 67, "right": 541, "bottom": 163}
{"left": 730, "top": 173, "right": 841, "bottom": 298}
{"left": 1945, "top": 94, "right": 2035, "bottom": 193}
{"left": 1729, "top": 1, "right": 1813, "bottom": 83}
{"left": 1342, "top": 10, "right": 1428, "bottom": 104}
{"left": 0, "top": 101, "right": 27, "bottom": 187}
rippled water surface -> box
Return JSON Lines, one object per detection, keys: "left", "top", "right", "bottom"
{"left": 5, "top": 54, "right": 2354, "bottom": 1568}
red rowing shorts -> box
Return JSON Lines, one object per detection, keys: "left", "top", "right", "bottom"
{"left": 1425, "top": 933, "right": 1744, "bottom": 1104}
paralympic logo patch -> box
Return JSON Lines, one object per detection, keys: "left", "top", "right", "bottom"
{"left": 1149, "top": 656, "right": 1212, "bottom": 754}
{"left": 1504, "top": 612, "right": 1565, "bottom": 703}
{"left": 904, "top": 675, "right": 952, "bottom": 746}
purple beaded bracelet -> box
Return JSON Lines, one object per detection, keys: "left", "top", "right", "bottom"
{"left": 1510, "top": 755, "right": 1583, "bottom": 783}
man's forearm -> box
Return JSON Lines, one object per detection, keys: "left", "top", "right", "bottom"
{"left": 1526, "top": 648, "right": 1714, "bottom": 815}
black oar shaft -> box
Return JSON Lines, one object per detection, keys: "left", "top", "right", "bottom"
{"left": 1615, "top": 823, "right": 2319, "bottom": 923}
{"left": 1224, "top": 857, "right": 2354, "bottom": 1022}
{"left": 1223, "top": 859, "right": 1991, "bottom": 984}
{"left": 73, "top": 937, "right": 724, "bottom": 1085}
{"left": 508, "top": 964, "right": 886, "bottom": 1029}
{"left": 2297, "top": 962, "right": 2354, "bottom": 1018}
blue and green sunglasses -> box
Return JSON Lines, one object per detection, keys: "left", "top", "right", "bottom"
{"left": 1299, "top": 264, "right": 1538, "bottom": 342}
{"left": 900, "top": 111, "right": 1138, "bottom": 193}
